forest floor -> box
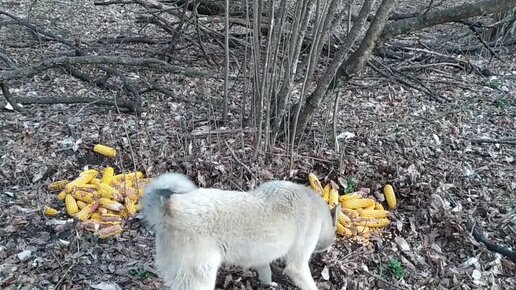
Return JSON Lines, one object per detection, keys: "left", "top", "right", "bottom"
{"left": 1, "top": 1, "right": 515, "bottom": 289}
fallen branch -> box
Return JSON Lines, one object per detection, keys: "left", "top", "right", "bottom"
{"left": 1, "top": 83, "right": 25, "bottom": 113}
{"left": 0, "top": 55, "right": 227, "bottom": 82}
{"left": 470, "top": 137, "right": 516, "bottom": 145}
{"left": 381, "top": 0, "right": 516, "bottom": 40}
{"left": 465, "top": 221, "right": 516, "bottom": 263}
{"left": 13, "top": 96, "right": 139, "bottom": 112}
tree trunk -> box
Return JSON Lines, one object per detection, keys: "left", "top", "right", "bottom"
{"left": 293, "top": 0, "right": 397, "bottom": 139}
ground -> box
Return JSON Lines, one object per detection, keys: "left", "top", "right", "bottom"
{"left": 1, "top": 0, "right": 515, "bottom": 289}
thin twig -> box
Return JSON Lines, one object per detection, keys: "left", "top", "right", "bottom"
{"left": 224, "top": 140, "right": 258, "bottom": 181}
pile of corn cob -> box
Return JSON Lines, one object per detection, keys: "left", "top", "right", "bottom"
{"left": 43, "top": 144, "right": 151, "bottom": 239}
{"left": 308, "top": 173, "right": 397, "bottom": 245}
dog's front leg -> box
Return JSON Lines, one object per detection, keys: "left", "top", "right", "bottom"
{"left": 283, "top": 262, "right": 318, "bottom": 290}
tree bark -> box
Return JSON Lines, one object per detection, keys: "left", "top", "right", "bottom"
{"left": 381, "top": 0, "right": 516, "bottom": 40}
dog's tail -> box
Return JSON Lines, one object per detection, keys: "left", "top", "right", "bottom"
{"left": 141, "top": 172, "right": 197, "bottom": 229}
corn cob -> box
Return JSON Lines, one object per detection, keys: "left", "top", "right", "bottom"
{"left": 328, "top": 189, "right": 339, "bottom": 208}
{"left": 82, "top": 220, "right": 100, "bottom": 232}
{"left": 124, "top": 197, "right": 136, "bottom": 216}
{"left": 98, "top": 198, "right": 124, "bottom": 211}
{"left": 43, "top": 206, "right": 59, "bottom": 217}
{"left": 322, "top": 183, "right": 331, "bottom": 201}
{"left": 65, "top": 170, "right": 97, "bottom": 193}
{"left": 358, "top": 209, "right": 389, "bottom": 218}
{"left": 100, "top": 167, "right": 115, "bottom": 185}
{"left": 353, "top": 218, "right": 390, "bottom": 228}
{"left": 90, "top": 178, "right": 101, "bottom": 185}
{"left": 57, "top": 190, "right": 67, "bottom": 201}
{"left": 119, "top": 208, "right": 129, "bottom": 219}
{"left": 93, "top": 144, "right": 117, "bottom": 158}
{"left": 100, "top": 221, "right": 123, "bottom": 227}
{"left": 114, "top": 171, "right": 143, "bottom": 183}
{"left": 337, "top": 223, "right": 352, "bottom": 236}
{"left": 137, "top": 188, "right": 144, "bottom": 197}
{"left": 339, "top": 194, "right": 361, "bottom": 202}
{"left": 375, "top": 202, "right": 384, "bottom": 210}
{"left": 307, "top": 173, "right": 324, "bottom": 195}
{"left": 383, "top": 184, "right": 397, "bottom": 209}
{"left": 97, "top": 224, "right": 123, "bottom": 239}
{"left": 91, "top": 212, "right": 102, "bottom": 220}
{"left": 76, "top": 200, "right": 88, "bottom": 210}
{"left": 354, "top": 225, "right": 370, "bottom": 235}
{"left": 342, "top": 198, "right": 375, "bottom": 209}
{"left": 338, "top": 211, "right": 351, "bottom": 226}
{"left": 47, "top": 180, "right": 69, "bottom": 192}
{"left": 342, "top": 208, "right": 360, "bottom": 219}
{"left": 365, "top": 204, "right": 376, "bottom": 210}
{"left": 98, "top": 183, "right": 120, "bottom": 199}
{"left": 76, "top": 201, "right": 100, "bottom": 221}
{"left": 65, "top": 194, "right": 79, "bottom": 217}
{"left": 72, "top": 190, "right": 95, "bottom": 203}
{"left": 101, "top": 213, "right": 123, "bottom": 222}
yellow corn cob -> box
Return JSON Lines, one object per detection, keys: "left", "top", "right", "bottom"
{"left": 354, "top": 225, "right": 370, "bottom": 235}
{"left": 100, "top": 167, "right": 115, "bottom": 185}
{"left": 338, "top": 211, "right": 351, "bottom": 225}
{"left": 322, "top": 183, "right": 331, "bottom": 201}
{"left": 65, "top": 170, "right": 98, "bottom": 193}
{"left": 329, "top": 189, "right": 339, "bottom": 208}
{"left": 47, "top": 180, "right": 69, "bottom": 192}
{"left": 339, "top": 194, "right": 361, "bottom": 202}
{"left": 100, "top": 221, "right": 123, "bottom": 227}
{"left": 91, "top": 212, "right": 102, "bottom": 220}
{"left": 353, "top": 218, "right": 390, "bottom": 228}
{"left": 365, "top": 204, "right": 375, "bottom": 210}
{"left": 89, "top": 178, "right": 101, "bottom": 185}
{"left": 43, "top": 206, "right": 59, "bottom": 217}
{"left": 125, "top": 193, "right": 139, "bottom": 203}
{"left": 79, "top": 169, "right": 98, "bottom": 176}
{"left": 383, "top": 184, "right": 397, "bottom": 209}
{"left": 358, "top": 209, "right": 389, "bottom": 218}
{"left": 93, "top": 144, "right": 117, "bottom": 158}
{"left": 98, "top": 183, "right": 120, "bottom": 199}
{"left": 124, "top": 197, "right": 136, "bottom": 216}
{"left": 101, "top": 213, "right": 123, "bottom": 222}
{"left": 97, "top": 207, "right": 109, "bottom": 215}
{"left": 97, "top": 224, "right": 123, "bottom": 239}
{"left": 76, "top": 201, "right": 100, "bottom": 221}
{"left": 307, "top": 173, "right": 324, "bottom": 195}
{"left": 342, "top": 208, "right": 360, "bottom": 219}
{"left": 98, "top": 198, "right": 124, "bottom": 211}
{"left": 119, "top": 208, "right": 129, "bottom": 219}
{"left": 65, "top": 194, "right": 79, "bottom": 217}
{"left": 72, "top": 190, "right": 95, "bottom": 203}
{"left": 337, "top": 223, "right": 352, "bottom": 236}
{"left": 57, "top": 190, "right": 67, "bottom": 201}
{"left": 113, "top": 172, "right": 143, "bottom": 183}
{"left": 76, "top": 200, "right": 87, "bottom": 210}
{"left": 342, "top": 198, "right": 375, "bottom": 209}
{"left": 375, "top": 202, "right": 384, "bottom": 210}
{"left": 82, "top": 220, "right": 100, "bottom": 232}
{"left": 137, "top": 188, "right": 144, "bottom": 196}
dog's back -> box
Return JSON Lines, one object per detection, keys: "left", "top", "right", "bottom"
{"left": 142, "top": 173, "right": 338, "bottom": 290}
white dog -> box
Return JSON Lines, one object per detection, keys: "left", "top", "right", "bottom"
{"left": 141, "top": 173, "right": 339, "bottom": 290}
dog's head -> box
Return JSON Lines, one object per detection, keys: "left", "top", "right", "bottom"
{"left": 314, "top": 201, "right": 340, "bottom": 253}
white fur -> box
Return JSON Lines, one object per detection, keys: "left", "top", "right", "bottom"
{"left": 141, "top": 173, "right": 339, "bottom": 290}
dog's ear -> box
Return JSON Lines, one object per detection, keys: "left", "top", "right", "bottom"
{"left": 330, "top": 204, "right": 340, "bottom": 228}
